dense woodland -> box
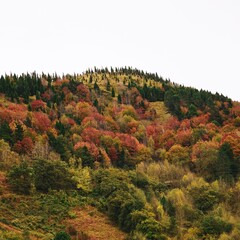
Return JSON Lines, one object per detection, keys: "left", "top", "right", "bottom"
{"left": 0, "top": 67, "right": 240, "bottom": 239}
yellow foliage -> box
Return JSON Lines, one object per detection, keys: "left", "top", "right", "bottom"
{"left": 71, "top": 167, "right": 92, "bottom": 193}
{"left": 187, "top": 177, "right": 209, "bottom": 190}
{"left": 219, "top": 233, "right": 232, "bottom": 240}
{"left": 0, "top": 140, "right": 20, "bottom": 170}
{"left": 182, "top": 227, "right": 200, "bottom": 240}
{"left": 167, "top": 188, "right": 187, "bottom": 207}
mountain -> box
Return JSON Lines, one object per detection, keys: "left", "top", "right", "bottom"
{"left": 0, "top": 67, "right": 240, "bottom": 239}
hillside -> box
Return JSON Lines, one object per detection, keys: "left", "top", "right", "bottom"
{"left": 0, "top": 67, "right": 240, "bottom": 239}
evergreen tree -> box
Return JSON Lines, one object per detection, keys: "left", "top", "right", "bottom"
{"left": 76, "top": 146, "right": 94, "bottom": 168}
{"left": 106, "top": 80, "right": 111, "bottom": 91}
{"left": 215, "top": 143, "right": 235, "bottom": 183}
{"left": 118, "top": 95, "right": 122, "bottom": 104}
{"left": 54, "top": 231, "right": 71, "bottom": 240}
{"left": 0, "top": 122, "right": 13, "bottom": 146}
{"left": 7, "top": 161, "right": 33, "bottom": 194}
{"left": 14, "top": 123, "right": 24, "bottom": 143}
{"left": 93, "top": 99, "right": 99, "bottom": 108}
{"left": 111, "top": 88, "right": 115, "bottom": 97}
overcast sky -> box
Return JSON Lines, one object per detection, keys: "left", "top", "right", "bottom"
{"left": 0, "top": 0, "right": 239, "bottom": 100}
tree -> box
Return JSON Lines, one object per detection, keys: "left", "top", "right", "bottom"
{"left": 13, "top": 137, "right": 34, "bottom": 155}
{"left": 187, "top": 104, "right": 198, "bottom": 118}
{"left": 191, "top": 141, "right": 218, "bottom": 181}
{"left": 112, "top": 88, "right": 115, "bottom": 97}
{"left": 0, "top": 121, "right": 13, "bottom": 145}
{"left": 166, "top": 145, "right": 190, "bottom": 166}
{"left": 32, "top": 111, "right": 51, "bottom": 132}
{"left": 118, "top": 94, "right": 122, "bottom": 104}
{"left": 106, "top": 80, "right": 111, "bottom": 91}
{"left": 215, "top": 143, "right": 235, "bottom": 183}
{"left": 0, "top": 139, "right": 20, "bottom": 170}
{"left": 200, "top": 216, "right": 232, "bottom": 237}
{"left": 54, "top": 231, "right": 71, "bottom": 240}
{"left": 7, "top": 161, "right": 33, "bottom": 194}
{"left": 75, "top": 145, "right": 95, "bottom": 168}
{"left": 14, "top": 123, "right": 24, "bottom": 142}
{"left": 33, "top": 159, "right": 75, "bottom": 192}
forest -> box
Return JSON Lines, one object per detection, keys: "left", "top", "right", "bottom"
{"left": 0, "top": 67, "right": 240, "bottom": 239}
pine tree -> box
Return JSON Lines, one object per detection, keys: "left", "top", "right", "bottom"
{"left": 106, "top": 80, "right": 111, "bottom": 91}
{"left": 111, "top": 88, "right": 115, "bottom": 97}
{"left": 14, "top": 123, "right": 24, "bottom": 142}
{"left": 215, "top": 143, "right": 234, "bottom": 183}
{"left": 118, "top": 94, "right": 122, "bottom": 104}
{"left": 0, "top": 122, "right": 13, "bottom": 145}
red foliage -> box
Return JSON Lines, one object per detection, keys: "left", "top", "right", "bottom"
{"left": 231, "top": 105, "right": 240, "bottom": 117}
{"left": 31, "top": 100, "right": 46, "bottom": 111}
{"left": 116, "top": 133, "right": 140, "bottom": 154}
{"left": 81, "top": 127, "right": 101, "bottom": 146}
{"left": 74, "top": 141, "right": 99, "bottom": 159}
{"left": 176, "top": 129, "right": 192, "bottom": 147}
{"left": 146, "top": 125, "right": 157, "bottom": 137}
{"left": 221, "top": 132, "right": 240, "bottom": 157}
{"left": 13, "top": 137, "right": 34, "bottom": 154}
{"left": 164, "top": 117, "right": 180, "bottom": 131}
{"left": 179, "top": 119, "right": 191, "bottom": 131}
{"left": 41, "top": 92, "right": 51, "bottom": 101}
{"left": 109, "top": 146, "right": 118, "bottom": 162}
{"left": 0, "top": 103, "right": 27, "bottom": 123}
{"left": 158, "top": 130, "right": 175, "bottom": 150}
{"left": 77, "top": 83, "right": 91, "bottom": 102}
{"left": 32, "top": 112, "right": 51, "bottom": 132}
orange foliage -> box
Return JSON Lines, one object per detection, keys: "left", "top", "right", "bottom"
{"left": 164, "top": 117, "right": 180, "bottom": 131}
{"left": 32, "top": 112, "right": 51, "bottom": 132}
{"left": 191, "top": 141, "right": 219, "bottom": 162}
{"left": 13, "top": 137, "right": 34, "bottom": 155}
{"left": 74, "top": 141, "right": 99, "bottom": 159}
{"left": 116, "top": 133, "right": 140, "bottom": 154}
{"left": 191, "top": 113, "right": 209, "bottom": 127}
{"left": 158, "top": 129, "right": 175, "bottom": 150}
{"left": 176, "top": 129, "right": 192, "bottom": 147}
{"left": 77, "top": 83, "right": 91, "bottom": 102}
{"left": 231, "top": 105, "right": 240, "bottom": 117}
{"left": 0, "top": 103, "right": 27, "bottom": 123}
{"left": 75, "top": 102, "right": 97, "bottom": 121}
{"left": 179, "top": 119, "right": 191, "bottom": 131}
{"left": 81, "top": 127, "right": 101, "bottom": 146}
{"left": 31, "top": 100, "right": 46, "bottom": 111}
{"left": 221, "top": 133, "right": 240, "bottom": 157}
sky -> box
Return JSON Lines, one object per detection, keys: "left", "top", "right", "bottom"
{"left": 0, "top": 0, "right": 240, "bottom": 101}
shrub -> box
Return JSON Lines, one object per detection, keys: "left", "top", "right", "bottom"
{"left": 33, "top": 159, "right": 75, "bottom": 192}
{"left": 7, "top": 161, "right": 33, "bottom": 194}
{"left": 54, "top": 231, "right": 71, "bottom": 240}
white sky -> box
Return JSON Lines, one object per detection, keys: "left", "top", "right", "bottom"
{"left": 0, "top": 0, "right": 240, "bottom": 100}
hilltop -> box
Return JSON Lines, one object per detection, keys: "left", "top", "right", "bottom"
{"left": 0, "top": 67, "right": 240, "bottom": 239}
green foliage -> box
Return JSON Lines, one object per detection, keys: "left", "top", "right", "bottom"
{"left": 215, "top": 143, "right": 235, "bottom": 183}
{"left": 7, "top": 161, "right": 33, "bottom": 194}
{"left": 0, "top": 121, "right": 13, "bottom": 145}
{"left": 48, "top": 133, "right": 72, "bottom": 161}
{"left": 14, "top": 123, "right": 24, "bottom": 142}
{"left": 0, "top": 68, "right": 238, "bottom": 239}
{"left": 111, "top": 88, "right": 115, "bottom": 97}
{"left": 136, "top": 218, "right": 165, "bottom": 240}
{"left": 54, "top": 231, "right": 71, "bottom": 240}
{"left": 75, "top": 146, "right": 94, "bottom": 168}
{"left": 187, "top": 104, "right": 198, "bottom": 118}
{"left": 33, "top": 159, "right": 75, "bottom": 192}
{"left": 189, "top": 186, "right": 220, "bottom": 212}
{"left": 200, "top": 215, "right": 233, "bottom": 237}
